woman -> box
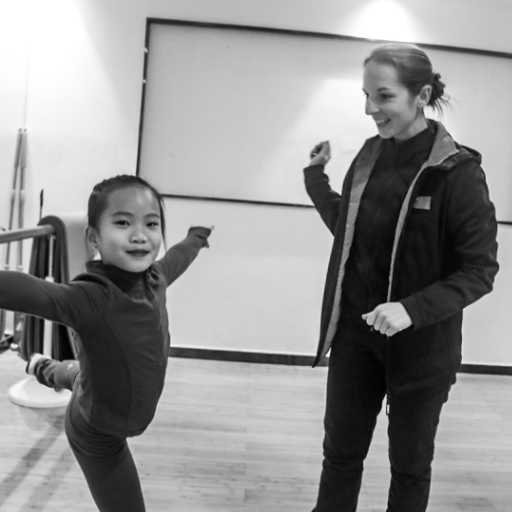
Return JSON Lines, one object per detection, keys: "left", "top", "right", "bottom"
{"left": 304, "top": 43, "right": 498, "bottom": 511}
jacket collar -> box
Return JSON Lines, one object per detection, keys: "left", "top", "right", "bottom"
{"left": 362, "top": 119, "right": 481, "bottom": 173}
{"left": 422, "top": 120, "right": 459, "bottom": 170}
{"left": 419, "top": 120, "right": 482, "bottom": 171}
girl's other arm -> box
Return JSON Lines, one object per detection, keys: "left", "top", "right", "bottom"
{"left": 0, "top": 271, "right": 88, "bottom": 328}
{"left": 155, "top": 226, "right": 212, "bottom": 286}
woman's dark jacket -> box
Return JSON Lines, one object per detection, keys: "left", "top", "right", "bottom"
{"left": 304, "top": 121, "right": 499, "bottom": 395}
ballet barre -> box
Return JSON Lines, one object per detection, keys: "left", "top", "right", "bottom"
{"left": 1, "top": 224, "right": 72, "bottom": 408}
{"left": 0, "top": 225, "right": 55, "bottom": 344}
{"left": 0, "top": 224, "right": 55, "bottom": 245}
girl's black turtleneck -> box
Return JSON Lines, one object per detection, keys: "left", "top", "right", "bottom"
{"left": 341, "top": 124, "right": 436, "bottom": 323}
{"left": 86, "top": 261, "right": 149, "bottom": 300}
{"left": 0, "top": 228, "right": 209, "bottom": 436}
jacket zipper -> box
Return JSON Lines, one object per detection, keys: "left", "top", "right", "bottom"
{"left": 384, "top": 163, "right": 431, "bottom": 415}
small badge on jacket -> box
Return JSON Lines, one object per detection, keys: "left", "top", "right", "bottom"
{"left": 413, "top": 196, "right": 432, "bottom": 210}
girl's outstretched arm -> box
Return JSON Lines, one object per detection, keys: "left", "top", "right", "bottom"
{"left": 0, "top": 271, "right": 88, "bottom": 328}
{"left": 155, "top": 226, "right": 212, "bottom": 286}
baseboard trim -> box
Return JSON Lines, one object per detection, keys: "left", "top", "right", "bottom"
{"left": 170, "top": 347, "right": 511, "bottom": 375}
{"left": 169, "top": 347, "right": 327, "bottom": 366}
{"left": 459, "top": 363, "right": 512, "bottom": 376}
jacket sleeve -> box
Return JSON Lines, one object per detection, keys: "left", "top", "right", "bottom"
{"left": 401, "top": 161, "right": 499, "bottom": 329}
{"left": 303, "top": 164, "right": 344, "bottom": 235}
{"left": 154, "top": 226, "right": 211, "bottom": 286}
{"left": 0, "top": 271, "right": 90, "bottom": 328}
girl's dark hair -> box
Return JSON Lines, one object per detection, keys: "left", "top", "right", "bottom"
{"left": 364, "top": 43, "right": 448, "bottom": 113}
{"left": 87, "top": 174, "right": 166, "bottom": 241}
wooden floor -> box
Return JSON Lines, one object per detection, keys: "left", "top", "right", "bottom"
{"left": 0, "top": 350, "right": 511, "bottom": 512}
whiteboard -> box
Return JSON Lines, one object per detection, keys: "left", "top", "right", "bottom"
{"left": 138, "top": 21, "right": 512, "bottom": 221}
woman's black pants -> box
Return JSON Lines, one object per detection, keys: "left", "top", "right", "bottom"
{"left": 313, "top": 326, "right": 450, "bottom": 512}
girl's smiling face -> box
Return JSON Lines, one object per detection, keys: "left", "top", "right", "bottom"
{"left": 88, "top": 186, "right": 163, "bottom": 273}
{"left": 363, "top": 60, "right": 428, "bottom": 141}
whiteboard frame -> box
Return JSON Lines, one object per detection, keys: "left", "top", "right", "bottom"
{"left": 136, "top": 18, "right": 512, "bottom": 224}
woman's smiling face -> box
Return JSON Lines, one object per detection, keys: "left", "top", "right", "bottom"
{"left": 363, "top": 60, "right": 427, "bottom": 141}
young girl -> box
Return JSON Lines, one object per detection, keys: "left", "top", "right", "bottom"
{"left": 0, "top": 174, "right": 212, "bottom": 511}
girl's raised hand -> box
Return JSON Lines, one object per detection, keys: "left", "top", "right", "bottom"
{"left": 188, "top": 226, "right": 214, "bottom": 248}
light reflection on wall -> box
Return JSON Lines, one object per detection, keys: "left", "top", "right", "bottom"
{"left": 344, "top": 0, "right": 420, "bottom": 42}
{"left": 262, "top": 76, "right": 375, "bottom": 198}
{"left": 26, "top": 0, "right": 93, "bottom": 113}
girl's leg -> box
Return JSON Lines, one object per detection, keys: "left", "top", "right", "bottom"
{"left": 313, "top": 327, "right": 387, "bottom": 512}
{"left": 31, "top": 356, "right": 80, "bottom": 391}
{"left": 386, "top": 388, "right": 450, "bottom": 512}
{"left": 65, "top": 395, "right": 146, "bottom": 512}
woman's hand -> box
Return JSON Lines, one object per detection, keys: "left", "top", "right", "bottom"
{"left": 309, "top": 140, "right": 331, "bottom": 166}
{"left": 361, "top": 302, "right": 412, "bottom": 337}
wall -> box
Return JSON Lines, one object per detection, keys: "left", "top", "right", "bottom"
{"left": 0, "top": 0, "right": 511, "bottom": 364}
{"left": 139, "top": 23, "right": 512, "bottom": 217}
{"left": 0, "top": 2, "right": 30, "bottom": 231}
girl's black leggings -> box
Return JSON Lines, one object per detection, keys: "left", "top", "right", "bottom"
{"left": 35, "top": 359, "right": 146, "bottom": 512}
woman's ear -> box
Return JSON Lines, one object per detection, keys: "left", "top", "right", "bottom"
{"left": 418, "top": 84, "right": 432, "bottom": 109}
